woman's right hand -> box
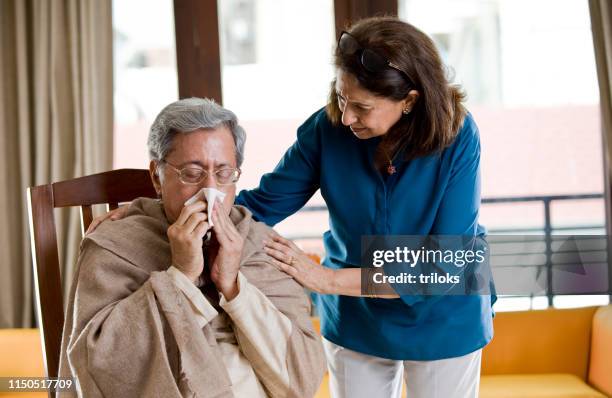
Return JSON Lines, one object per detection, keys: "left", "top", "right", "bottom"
{"left": 85, "top": 205, "right": 130, "bottom": 234}
{"left": 167, "top": 201, "right": 210, "bottom": 284}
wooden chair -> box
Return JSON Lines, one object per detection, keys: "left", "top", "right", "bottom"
{"left": 26, "top": 169, "right": 156, "bottom": 389}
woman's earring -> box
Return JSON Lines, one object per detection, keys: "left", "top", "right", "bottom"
{"left": 402, "top": 108, "right": 410, "bottom": 115}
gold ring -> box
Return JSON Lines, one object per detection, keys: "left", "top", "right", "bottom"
{"left": 289, "top": 256, "right": 295, "bottom": 266}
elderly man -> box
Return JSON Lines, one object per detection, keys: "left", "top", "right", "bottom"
{"left": 58, "top": 98, "right": 326, "bottom": 397}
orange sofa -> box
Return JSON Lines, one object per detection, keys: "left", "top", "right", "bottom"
{"left": 315, "top": 306, "right": 612, "bottom": 398}
{"left": 0, "top": 329, "right": 46, "bottom": 398}
{"left": 479, "top": 305, "right": 611, "bottom": 398}
{"left": 2, "top": 306, "right": 611, "bottom": 398}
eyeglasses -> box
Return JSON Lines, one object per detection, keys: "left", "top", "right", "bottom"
{"left": 160, "top": 160, "right": 241, "bottom": 186}
{"left": 338, "top": 31, "right": 415, "bottom": 87}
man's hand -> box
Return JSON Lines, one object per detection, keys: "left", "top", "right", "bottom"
{"left": 167, "top": 201, "right": 210, "bottom": 284}
{"left": 209, "top": 199, "right": 244, "bottom": 301}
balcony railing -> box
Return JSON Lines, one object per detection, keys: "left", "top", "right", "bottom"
{"left": 296, "top": 193, "right": 605, "bottom": 234}
{"left": 293, "top": 193, "right": 610, "bottom": 304}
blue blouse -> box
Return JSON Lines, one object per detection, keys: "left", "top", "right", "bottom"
{"left": 236, "top": 108, "right": 494, "bottom": 360}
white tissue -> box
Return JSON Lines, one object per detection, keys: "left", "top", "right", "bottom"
{"left": 184, "top": 187, "right": 226, "bottom": 227}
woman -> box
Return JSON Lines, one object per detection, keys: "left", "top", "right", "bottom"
{"left": 95, "top": 17, "right": 493, "bottom": 398}
{"left": 241, "top": 17, "right": 493, "bottom": 398}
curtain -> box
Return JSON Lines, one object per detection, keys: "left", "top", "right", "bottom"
{"left": 589, "top": 0, "right": 612, "bottom": 302}
{"left": 0, "top": 0, "right": 113, "bottom": 328}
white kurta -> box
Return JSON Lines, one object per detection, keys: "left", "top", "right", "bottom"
{"left": 167, "top": 267, "right": 293, "bottom": 397}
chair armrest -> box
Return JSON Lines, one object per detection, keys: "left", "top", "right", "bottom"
{"left": 589, "top": 305, "right": 612, "bottom": 396}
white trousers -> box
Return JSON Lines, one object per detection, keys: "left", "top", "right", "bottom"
{"left": 322, "top": 338, "right": 481, "bottom": 398}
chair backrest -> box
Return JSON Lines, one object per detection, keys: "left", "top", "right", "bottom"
{"left": 481, "top": 306, "right": 598, "bottom": 379}
{"left": 26, "top": 169, "right": 156, "bottom": 383}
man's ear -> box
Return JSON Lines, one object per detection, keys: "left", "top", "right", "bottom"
{"left": 149, "top": 160, "right": 162, "bottom": 196}
{"left": 402, "top": 89, "right": 420, "bottom": 113}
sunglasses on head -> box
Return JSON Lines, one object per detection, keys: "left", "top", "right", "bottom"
{"left": 338, "top": 31, "right": 414, "bottom": 88}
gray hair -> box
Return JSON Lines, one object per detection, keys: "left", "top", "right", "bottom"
{"left": 147, "top": 97, "right": 246, "bottom": 167}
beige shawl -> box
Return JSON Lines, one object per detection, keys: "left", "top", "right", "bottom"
{"left": 57, "top": 198, "right": 325, "bottom": 397}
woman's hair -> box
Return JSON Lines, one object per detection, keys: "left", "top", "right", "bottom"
{"left": 148, "top": 97, "right": 246, "bottom": 167}
{"left": 326, "top": 17, "right": 467, "bottom": 170}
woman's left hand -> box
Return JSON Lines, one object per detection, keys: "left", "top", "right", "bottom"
{"left": 264, "top": 235, "right": 334, "bottom": 294}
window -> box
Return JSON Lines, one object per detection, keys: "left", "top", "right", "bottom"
{"left": 218, "top": 0, "right": 335, "bottom": 256}
{"left": 113, "top": 0, "right": 178, "bottom": 169}
{"left": 399, "top": 0, "right": 609, "bottom": 310}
